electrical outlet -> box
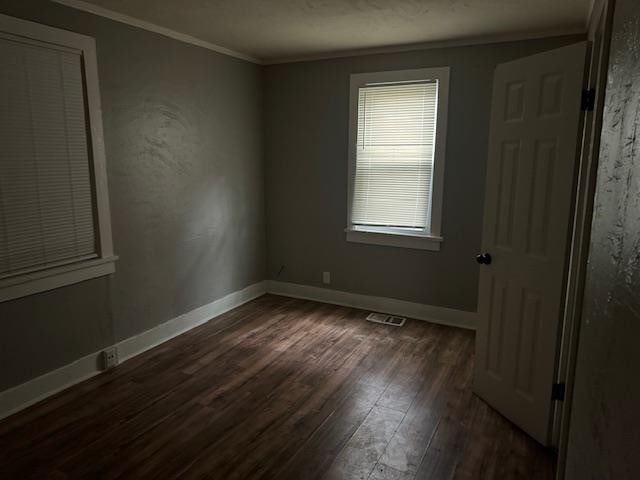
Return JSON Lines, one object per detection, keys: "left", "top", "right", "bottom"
{"left": 101, "top": 347, "right": 118, "bottom": 370}
{"left": 322, "top": 271, "right": 331, "bottom": 284}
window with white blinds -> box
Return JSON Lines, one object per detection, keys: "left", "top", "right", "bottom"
{"left": 0, "top": 14, "right": 115, "bottom": 302}
{"left": 0, "top": 36, "right": 97, "bottom": 277}
{"left": 347, "top": 68, "right": 449, "bottom": 251}
{"left": 352, "top": 81, "right": 437, "bottom": 230}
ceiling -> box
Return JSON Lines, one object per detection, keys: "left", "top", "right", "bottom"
{"left": 57, "top": 0, "right": 593, "bottom": 63}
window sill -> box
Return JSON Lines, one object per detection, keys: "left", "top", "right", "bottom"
{"left": 345, "top": 228, "right": 443, "bottom": 251}
{"left": 0, "top": 255, "right": 118, "bottom": 303}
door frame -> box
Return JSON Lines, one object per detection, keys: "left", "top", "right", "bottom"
{"left": 553, "top": 0, "right": 616, "bottom": 476}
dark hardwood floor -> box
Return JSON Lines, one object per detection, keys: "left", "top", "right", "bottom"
{"left": 0, "top": 294, "right": 555, "bottom": 479}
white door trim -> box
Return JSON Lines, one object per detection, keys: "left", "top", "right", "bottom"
{"left": 555, "top": 0, "right": 616, "bottom": 476}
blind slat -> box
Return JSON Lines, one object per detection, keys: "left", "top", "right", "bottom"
{"left": 352, "top": 81, "right": 438, "bottom": 230}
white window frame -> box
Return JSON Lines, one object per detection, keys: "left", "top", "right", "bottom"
{"left": 346, "top": 67, "right": 450, "bottom": 251}
{"left": 0, "top": 14, "right": 117, "bottom": 302}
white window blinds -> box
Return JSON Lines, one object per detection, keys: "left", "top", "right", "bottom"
{"left": 352, "top": 81, "right": 438, "bottom": 231}
{"left": 0, "top": 35, "right": 97, "bottom": 277}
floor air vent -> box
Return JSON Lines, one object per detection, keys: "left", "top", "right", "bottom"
{"left": 366, "top": 312, "right": 406, "bottom": 327}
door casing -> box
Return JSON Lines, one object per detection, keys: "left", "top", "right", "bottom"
{"left": 554, "top": 0, "right": 616, "bottom": 476}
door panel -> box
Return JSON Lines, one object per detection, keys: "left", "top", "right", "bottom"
{"left": 485, "top": 276, "right": 507, "bottom": 378}
{"left": 474, "top": 42, "right": 587, "bottom": 445}
{"left": 495, "top": 142, "right": 520, "bottom": 249}
{"left": 526, "top": 140, "right": 556, "bottom": 258}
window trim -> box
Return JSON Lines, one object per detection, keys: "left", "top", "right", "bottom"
{"left": 346, "top": 67, "right": 450, "bottom": 251}
{"left": 0, "top": 14, "right": 116, "bottom": 302}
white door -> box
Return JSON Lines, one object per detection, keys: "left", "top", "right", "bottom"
{"left": 474, "top": 42, "right": 587, "bottom": 445}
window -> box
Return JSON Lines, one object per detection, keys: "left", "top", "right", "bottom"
{"left": 0, "top": 14, "right": 116, "bottom": 302}
{"left": 346, "top": 67, "right": 449, "bottom": 251}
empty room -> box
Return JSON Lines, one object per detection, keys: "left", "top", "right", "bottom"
{"left": 0, "top": 0, "right": 638, "bottom": 478}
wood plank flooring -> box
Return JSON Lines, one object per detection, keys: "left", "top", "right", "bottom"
{"left": 0, "top": 294, "right": 555, "bottom": 479}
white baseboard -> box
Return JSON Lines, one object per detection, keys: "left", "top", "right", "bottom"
{"left": 266, "top": 280, "right": 476, "bottom": 331}
{"left": 0, "top": 281, "right": 267, "bottom": 421}
{"left": 0, "top": 350, "right": 103, "bottom": 422}
{"left": 117, "top": 281, "right": 267, "bottom": 362}
{"left": 0, "top": 279, "right": 473, "bottom": 421}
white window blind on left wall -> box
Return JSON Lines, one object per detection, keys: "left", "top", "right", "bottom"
{"left": 0, "top": 36, "right": 97, "bottom": 277}
{"left": 352, "top": 81, "right": 438, "bottom": 231}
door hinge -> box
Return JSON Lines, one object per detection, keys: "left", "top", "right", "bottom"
{"left": 552, "top": 382, "right": 566, "bottom": 401}
{"left": 581, "top": 88, "right": 596, "bottom": 111}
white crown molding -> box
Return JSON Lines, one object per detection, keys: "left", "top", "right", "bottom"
{"left": 263, "top": 28, "right": 587, "bottom": 65}
{"left": 266, "top": 280, "right": 476, "bottom": 330}
{"left": 51, "top": 0, "right": 261, "bottom": 64}
{"left": 0, "top": 280, "right": 267, "bottom": 421}
{"left": 50, "top": 1, "right": 587, "bottom": 67}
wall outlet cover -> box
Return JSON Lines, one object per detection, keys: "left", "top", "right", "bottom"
{"left": 101, "top": 347, "right": 118, "bottom": 370}
{"left": 322, "top": 271, "right": 331, "bottom": 284}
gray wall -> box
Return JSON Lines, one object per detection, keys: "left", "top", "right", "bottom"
{"left": 565, "top": 0, "right": 640, "bottom": 477}
{"left": 0, "top": 2, "right": 588, "bottom": 395}
{"left": 0, "top": 0, "right": 265, "bottom": 391}
{"left": 263, "top": 35, "right": 584, "bottom": 312}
